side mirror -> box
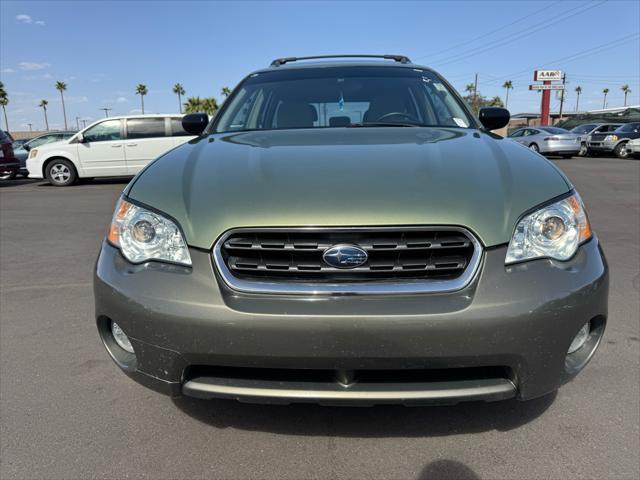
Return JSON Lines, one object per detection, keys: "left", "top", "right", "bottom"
{"left": 478, "top": 107, "right": 510, "bottom": 131}
{"left": 76, "top": 132, "right": 85, "bottom": 143}
{"left": 182, "top": 113, "right": 209, "bottom": 136}
{"left": 23, "top": 143, "right": 31, "bottom": 151}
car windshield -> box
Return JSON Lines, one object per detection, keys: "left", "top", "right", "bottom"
{"left": 213, "top": 66, "right": 474, "bottom": 133}
{"left": 540, "top": 127, "right": 568, "bottom": 134}
{"left": 570, "top": 124, "right": 596, "bottom": 134}
{"left": 616, "top": 123, "right": 640, "bottom": 133}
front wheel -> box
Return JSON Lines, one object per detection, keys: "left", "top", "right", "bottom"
{"left": 529, "top": 143, "right": 539, "bottom": 152}
{"left": 614, "top": 142, "right": 629, "bottom": 159}
{"left": 578, "top": 143, "right": 588, "bottom": 156}
{"left": 45, "top": 159, "right": 77, "bottom": 186}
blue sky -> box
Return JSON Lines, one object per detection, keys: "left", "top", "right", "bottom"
{"left": 1, "top": 0, "right": 638, "bottom": 131}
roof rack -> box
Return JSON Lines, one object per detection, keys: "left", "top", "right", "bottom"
{"left": 270, "top": 54, "right": 412, "bottom": 67}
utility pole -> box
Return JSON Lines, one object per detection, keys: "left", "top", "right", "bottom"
{"left": 81, "top": 119, "right": 88, "bottom": 128}
{"left": 27, "top": 123, "right": 33, "bottom": 132}
{"left": 100, "top": 107, "right": 112, "bottom": 118}
{"left": 557, "top": 73, "right": 567, "bottom": 124}
{"left": 473, "top": 73, "right": 479, "bottom": 113}
{"left": 75, "top": 116, "right": 80, "bottom": 130}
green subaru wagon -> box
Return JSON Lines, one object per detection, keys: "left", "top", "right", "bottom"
{"left": 94, "top": 55, "right": 608, "bottom": 405}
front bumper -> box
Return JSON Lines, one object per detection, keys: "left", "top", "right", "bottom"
{"left": 94, "top": 237, "right": 608, "bottom": 404}
{"left": 626, "top": 143, "right": 640, "bottom": 154}
{"left": 25, "top": 157, "right": 44, "bottom": 179}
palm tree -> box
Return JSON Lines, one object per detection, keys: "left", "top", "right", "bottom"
{"left": 621, "top": 84, "right": 631, "bottom": 107}
{"left": 173, "top": 83, "right": 185, "bottom": 113}
{"left": 202, "top": 97, "right": 219, "bottom": 116}
{"left": 574, "top": 86, "right": 582, "bottom": 112}
{"left": 55, "top": 81, "right": 68, "bottom": 129}
{"left": 135, "top": 84, "right": 148, "bottom": 114}
{"left": 221, "top": 86, "right": 231, "bottom": 98}
{"left": 502, "top": 80, "right": 513, "bottom": 108}
{"left": 184, "top": 96, "right": 204, "bottom": 114}
{"left": 39, "top": 99, "right": 49, "bottom": 130}
{"left": 487, "top": 96, "right": 504, "bottom": 107}
{"left": 0, "top": 81, "right": 8, "bottom": 131}
{"left": 602, "top": 88, "right": 609, "bottom": 109}
{"left": 184, "top": 96, "right": 218, "bottom": 115}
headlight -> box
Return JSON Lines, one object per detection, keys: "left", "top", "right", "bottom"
{"left": 107, "top": 198, "right": 191, "bottom": 266}
{"left": 29, "top": 149, "right": 39, "bottom": 158}
{"left": 604, "top": 135, "right": 618, "bottom": 142}
{"left": 505, "top": 193, "right": 592, "bottom": 264}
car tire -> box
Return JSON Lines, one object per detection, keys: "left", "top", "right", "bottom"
{"left": 578, "top": 143, "right": 588, "bottom": 156}
{"left": 0, "top": 170, "right": 17, "bottom": 181}
{"left": 529, "top": 143, "right": 539, "bottom": 152}
{"left": 45, "top": 159, "right": 77, "bottom": 186}
{"left": 614, "top": 142, "right": 629, "bottom": 159}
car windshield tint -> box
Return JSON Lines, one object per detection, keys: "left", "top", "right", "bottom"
{"left": 213, "top": 67, "right": 474, "bottom": 133}
{"left": 616, "top": 123, "right": 639, "bottom": 132}
{"left": 540, "top": 127, "right": 567, "bottom": 134}
{"left": 570, "top": 124, "right": 596, "bottom": 134}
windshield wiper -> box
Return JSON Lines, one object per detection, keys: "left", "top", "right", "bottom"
{"left": 346, "top": 122, "right": 422, "bottom": 128}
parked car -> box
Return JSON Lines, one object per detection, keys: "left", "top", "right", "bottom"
{"left": 508, "top": 126, "right": 580, "bottom": 158}
{"left": 587, "top": 122, "right": 640, "bottom": 158}
{"left": 569, "top": 123, "right": 621, "bottom": 156}
{"left": 27, "top": 115, "right": 195, "bottom": 186}
{"left": 14, "top": 131, "right": 76, "bottom": 177}
{"left": 625, "top": 137, "right": 640, "bottom": 158}
{"left": 95, "top": 54, "right": 608, "bottom": 406}
{"left": 11, "top": 138, "right": 32, "bottom": 149}
{"left": 0, "top": 130, "right": 20, "bottom": 180}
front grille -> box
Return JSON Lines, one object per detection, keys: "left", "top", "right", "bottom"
{"left": 213, "top": 227, "right": 482, "bottom": 294}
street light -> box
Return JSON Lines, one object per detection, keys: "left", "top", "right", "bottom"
{"left": 100, "top": 107, "right": 112, "bottom": 118}
{"left": 75, "top": 116, "right": 80, "bottom": 130}
{"left": 27, "top": 123, "right": 33, "bottom": 132}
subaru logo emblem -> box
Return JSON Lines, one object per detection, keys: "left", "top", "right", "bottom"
{"left": 322, "top": 244, "right": 368, "bottom": 269}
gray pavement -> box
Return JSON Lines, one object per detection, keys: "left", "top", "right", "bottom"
{"left": 1, "top": 157, "right": 638, "bottom": 480}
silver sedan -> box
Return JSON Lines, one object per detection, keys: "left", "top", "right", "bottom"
{"left": 508, "top": 126, "right": 581, "bottom": 158}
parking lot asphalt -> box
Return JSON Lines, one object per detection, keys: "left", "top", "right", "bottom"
{"left": 1, "top": 157, "right": 638, "bottom": 480}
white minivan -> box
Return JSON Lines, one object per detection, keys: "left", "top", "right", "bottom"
{"left": 27, "top": 115, "right": 196, "bottom": 186}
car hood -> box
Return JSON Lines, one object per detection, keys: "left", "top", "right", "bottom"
{"left": 126, "top": 127, "right": 571, "bottom": 248}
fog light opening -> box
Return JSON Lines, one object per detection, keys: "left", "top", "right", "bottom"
{"left": 111, "top": 321, "right": 135, "bottom": 354}
{"left": 568, "top": 321, "right": 590, "bottom": 354}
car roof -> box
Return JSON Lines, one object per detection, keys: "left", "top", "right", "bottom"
{"left": 35, "top": 130, "right": 76, "bottom": 136}
{"left": 99, "top": 114, "right": 185, "bottom": 120}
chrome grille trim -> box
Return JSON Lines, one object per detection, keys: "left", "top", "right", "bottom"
{"left": 212, "top": 227, "right": 483, "bottom": 295}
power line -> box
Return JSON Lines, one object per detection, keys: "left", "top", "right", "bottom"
{"left": 431, "top": 1, "right": 606, "bottom": 68}
{"left": 482, "top": 33, "right": 639, "bottom": 86}
{"left": 411, "top": 0, "right": 563, "bottom": 62}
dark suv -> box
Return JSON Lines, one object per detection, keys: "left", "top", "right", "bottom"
{"left": 588, "top": 122, "right": 640, "bottom": 158}
{"left": 0, "top": 130, "right": 19, "bottom": 180}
